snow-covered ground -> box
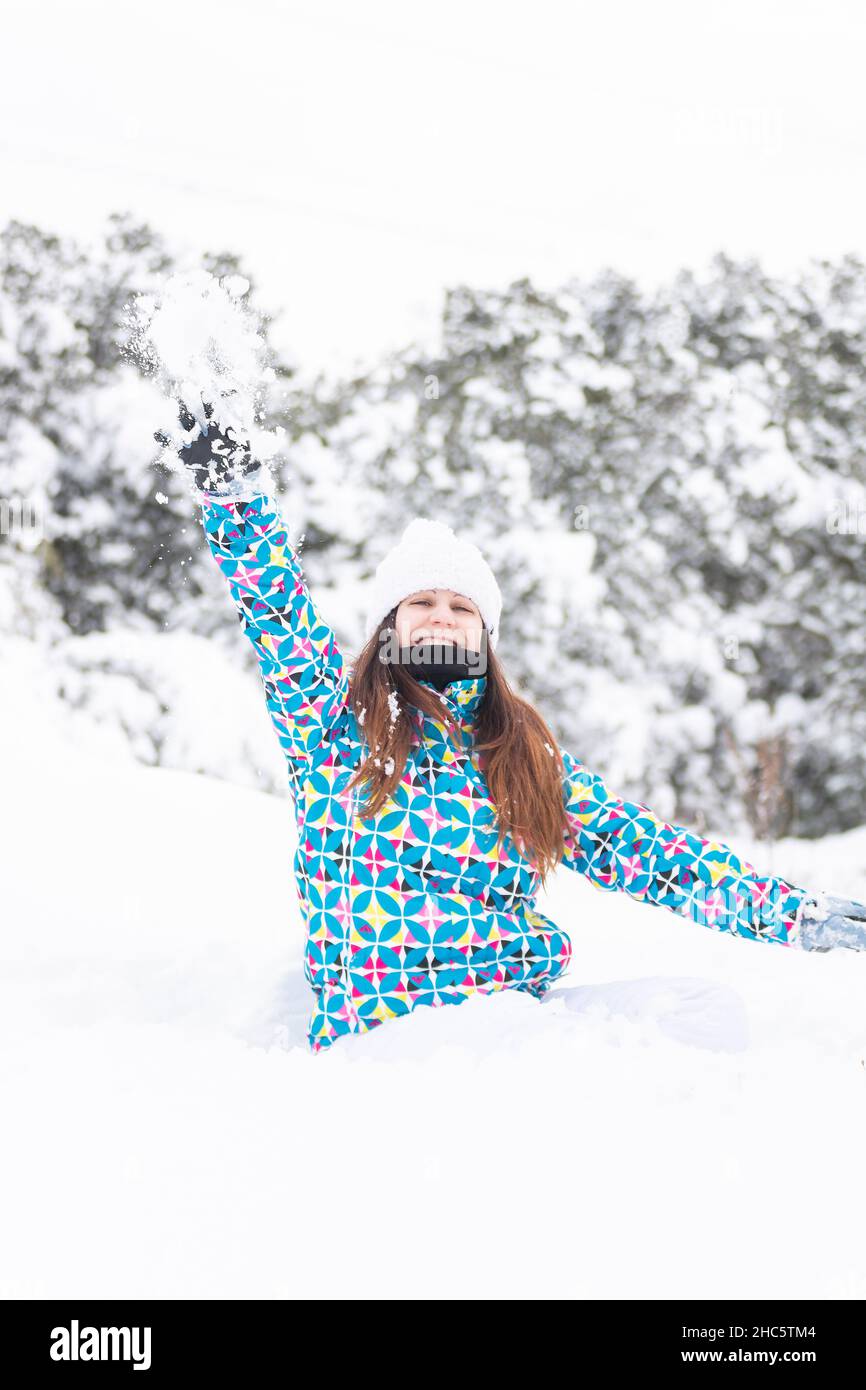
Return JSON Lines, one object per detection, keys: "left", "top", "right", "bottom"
{"left": 3, "top": 693, "right": 866, "bottom": 1301}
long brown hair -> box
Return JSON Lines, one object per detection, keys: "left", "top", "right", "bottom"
{"left": 345, "top": 609, "right": 572, "bottom": 886}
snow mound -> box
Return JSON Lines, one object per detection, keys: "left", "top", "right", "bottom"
{"left": 3, "top": 713, "right": 866, "bottom": 1299}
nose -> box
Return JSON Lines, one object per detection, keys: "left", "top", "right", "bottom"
{"left": 415, "top": 596, "right": 461, "bottom": 636}
{"left": 429, "top": 602, "right": 455, "bottom": 626}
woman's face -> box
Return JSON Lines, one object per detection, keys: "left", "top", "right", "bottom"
{"left": 394, "top": 588, "right": 484, "bottom": 652}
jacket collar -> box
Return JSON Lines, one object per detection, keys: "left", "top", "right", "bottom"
{"left": 413, "top": 674, "right": 488, "bottom": 741}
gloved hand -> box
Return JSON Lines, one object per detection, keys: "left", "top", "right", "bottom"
{"left": 155, "top": 396, "right": 259, "bottom": 494}
{"left": 796, "top": 892, "right": 866, "bottom": 952}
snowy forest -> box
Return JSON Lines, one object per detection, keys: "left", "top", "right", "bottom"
{"left": 3, "top": 210, "right": 866, "bottom": 844}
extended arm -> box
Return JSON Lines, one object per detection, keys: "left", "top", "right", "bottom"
{"left": 161, "top": 400, "right": 350, "bottom": 782}
{"left": 559, "top": 748, "right": 809, "bottom": 947}
{"left": 199, "top": 491, "right": 350, "bottom": 780}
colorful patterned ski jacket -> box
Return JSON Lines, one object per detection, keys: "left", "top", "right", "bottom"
{"left": 198, "top": 487, "right": 812, "bottom": 1054}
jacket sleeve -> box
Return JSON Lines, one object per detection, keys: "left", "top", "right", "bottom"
{"left": 559, "top": 747, "right": 810, "bottom": 947}
{"left": 197, "top": 476, "right": 350, "bottom": 781}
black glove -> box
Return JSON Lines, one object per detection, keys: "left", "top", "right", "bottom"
{"left": 155, "top": 398, "right": 256, "bottom": 493}
{"left": 797, "top": 893, "right": 866, "bottom": 952}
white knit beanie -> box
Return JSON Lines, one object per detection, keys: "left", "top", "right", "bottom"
{"left": 363, "top": 517, "right": 502, "bottom": 649}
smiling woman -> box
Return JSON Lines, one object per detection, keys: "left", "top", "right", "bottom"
{"left": 395, "top": 588, "right": 484, "bottom": 649}
{"left": 157, "top": 397, "right": 866, "bottom": 1055}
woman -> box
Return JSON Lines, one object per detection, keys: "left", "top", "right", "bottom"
{"left": 164, "top": 398, "right": 866, "bottom": 1055}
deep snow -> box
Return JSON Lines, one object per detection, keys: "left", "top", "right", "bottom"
{"left": 3, "top": 694, "right": 866, "bottom": 1300}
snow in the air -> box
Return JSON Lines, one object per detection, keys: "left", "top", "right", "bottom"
{"left": 123, "top": 270, "right": 283, "bottom": 491}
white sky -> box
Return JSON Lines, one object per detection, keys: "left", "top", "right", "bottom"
{"left": 3, "top": 0, "right": 866, "bottom": 376}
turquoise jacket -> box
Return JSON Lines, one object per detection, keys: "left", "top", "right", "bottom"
{"left": 199, "top": 489, "right": 810, "bottom": 1053}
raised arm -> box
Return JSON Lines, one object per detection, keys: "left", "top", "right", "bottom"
{"left": 558, "top": 747, "right": 809, "bottom": 947}
{"left": 199, "top": 488, "right": 350, "bottom": 781}
{"left": 164, "top": 401, "right": 350, "bottom": 783}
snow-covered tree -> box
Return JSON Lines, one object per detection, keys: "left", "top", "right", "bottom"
{"left": 3, "top": 217, "right": 865, "bottom": 840}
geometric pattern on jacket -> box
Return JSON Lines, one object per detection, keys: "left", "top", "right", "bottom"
{"left": 200, "top": 491, "right": 810, "bottom": 1054}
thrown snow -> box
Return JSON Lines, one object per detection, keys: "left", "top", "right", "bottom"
{"left": 121, "top": 268, "right": 284, "bottom": 480}
{"left": 2, "top": 707, "right": 866, "bottom": 1300}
